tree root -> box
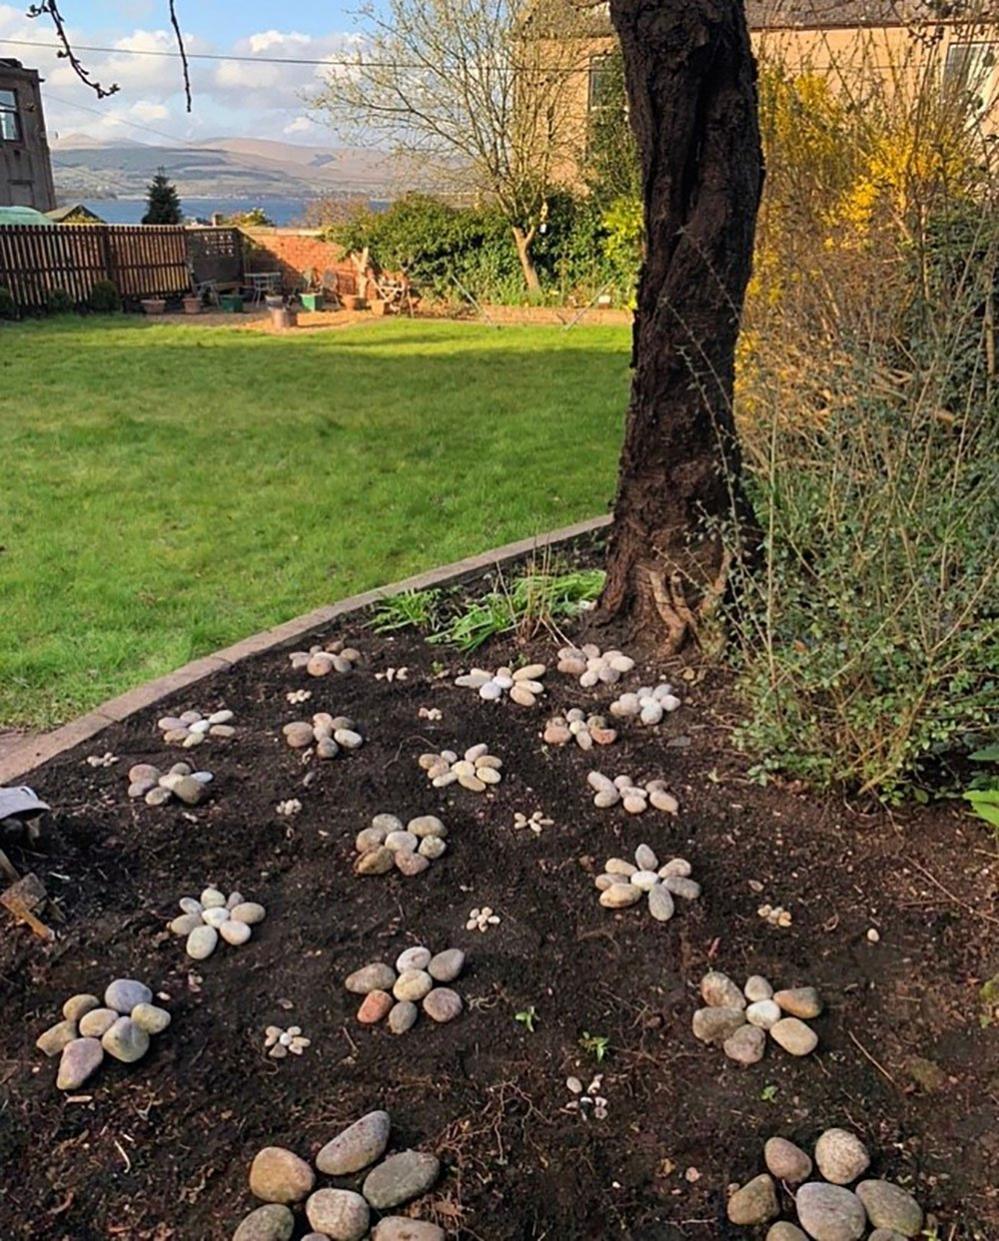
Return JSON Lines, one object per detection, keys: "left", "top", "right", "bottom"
{"left": 647, "top": 547, "right": 732, "bottom": 653}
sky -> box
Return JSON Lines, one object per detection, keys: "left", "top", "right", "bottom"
{"left": 0, "top": 0, "right": 368, "bottom": 146}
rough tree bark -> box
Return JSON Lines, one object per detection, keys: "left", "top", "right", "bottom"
{"left": 599, "top": 0, "right": 764, "bottom": 650}
{"left": 512, "top": 226, "right": 541, "bottom": 293}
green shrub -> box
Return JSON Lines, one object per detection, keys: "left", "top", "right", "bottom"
{"left": 45, "top": 287, "right": 75, "bottom": 315}
{"left": 87, "top": 280, "right": 121, "bottom": 313}
{"left": 0, "top": 286, "right": 16, "bottom": 320}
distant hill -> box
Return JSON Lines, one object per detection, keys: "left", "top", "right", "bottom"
{"left": 49, "top": 135, "right": 405, "bottom": 201}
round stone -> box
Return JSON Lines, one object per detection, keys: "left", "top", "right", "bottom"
{"left": 220, "top": 918, "right": 253, "bottom": 946}
{"left": 129, "top": 763, "right": 160, "bottom": 783}
{"left": 794, "top": 1182, "right": 867, "bottom": 1241}
{"left": 36, "top": 1020, "right": 79, "bottom": 1057}
{"left": 605, "top": 858, "right": 636, "bottom": 876}
{"left": 79, "top": 1008, "right": 119, "bottom": 1038}
{"left": 395, "top": 946, "right": 432, "bottom": 973}
{"left": 346, "top": 963, "right": 397, "bottom": 994}
{"left": 423, "top": 988, "right": 462, "bottom": 1023}
{"left": 855, "top": 1181, "right": 924, "bottom": 1236}
{"left": 362, "top": 1150, "right": 441, "bottom": 1209}
{"left": 201, "top": 906, "right": 231, "bottom": 928}
{"left": 691, "top": 1006, "right": 746, "bottom": 1045}
{"left": 249, "top": 1147, "right": 316, "bottom": 1204}
{"left": 372, "top": 813, "right": 404, "bottom": 834}
{"left": 649, "top": 789, "right": 679, "bottom": 813}
{"left": 745, "top": 975, "right": 774, "bottom": 1002}
{"left": 764, "top": 1136, "right": 813, "bottom": 1183}
{"left": 663, "top": 875, "right": 701, "bottom": 901}
{"left": 172, "top": 775, "right": 209, "bottom": 805}
{"left": 660, "top": 857, "right": 691, "bottom": 877}
{"left": 770, "top": 1017, "right": 818, "bottom": 1056}
{"left": 393, "top": 970, "right": 433, "bottom": 1002}
{"left": 170, "top": 912, "right": 204, "bottom": 936}
{"left": 635, "top": 843, "right": 658, "bottom": 871}
{"left": 727, "top": 1173, "right": 779, "bottom": 1225}
{"left": 766, "top": 1226, "right": 809, "bottom": 1241}
{"left": 630, "top": 870, "right": 659, "bottom": 891}
{"left": 187, "top": 924, "right": 219, "bottom": 960}
{"left": 388, "top": 1000, "right": 419, "bottom": 1034}
{"left": 145, "top": 786, "right": 172, "bottom": 806}
{"left": 746, "top": 999, "right": 782, "bottom": 1030}
{"left": 179, "top": 897, "right": 203, "bottom": 915}
{"left": 394, "top": 850, "right": 430, "bottom": 877}
{"left": 428, "top": 949, "right": 465, "bottom": 983}
{"left": 814, "top": 1129, "right": 870, "bottom": 1185}
{"left": 200, "top": 887, "right": 227, "bottom": 909}
{"left": 305, "top": 1188, "right": 369, "bottom": 1240}
{"left": 723, "top": 1023, "right": 766, "bottom": 1065}
{"left": 316, "top": 1110, "right": 392, "bottom": 1175}
{"left": 648, "top": 884, "right": 675, "bottom": 921}
{"left": 356, "top": 847, "right": 395, "bottom": 875}
{"left": 130, "top": 1003, "right": 171, "bottom": 1034}
{"left": 408, "top": 815, "right": 445, "bottom": 838}
{"left": 233, "top": 1203, "right": 295, "bottom": 1241}
{"left": 317, "top": 737, "right": 340, "bottom": 759}
{"left": 372, "top": 1221, "right": 445, "bottom": 1241}
{"left": 358, "top": 991, "right": 394, "bottom": 1024}
{"left": 356, "top": 827, "right": 387, "bottom": 852}
{"left": 104, "top": 979, "right": 152, "bottom": 1013}
{"left": 700, "top": 972, "right": 747, "bottom": 1009}
{"left": 101, "top": 1016, "right": 150, "bottom": 1064}
{"left": 600, "top": 883, "right": 642, "bottom": 908}
{"left": 62, "top": 994, "right": 100, "bottom": 1024}
{"left": 334, "top": 729, "right": 363, "bottom": 749}
{"left": 56, "top": 1037, "right": 104, "bottom": 1090}
{"left": 418, "top": 835, "right": 446, "bottom": 860}
{"left": 230, "top": 902, "right": 266, "bottom": 925}
{"left": 774, "top": 986, "right": 823, "bottom": 1019}
{"left": 285, "top": 721, "right": 317, "bottom": 747}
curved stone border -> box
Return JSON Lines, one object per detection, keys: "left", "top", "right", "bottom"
{"left": 0, "top": 515, "right": 610, "bottom": 784}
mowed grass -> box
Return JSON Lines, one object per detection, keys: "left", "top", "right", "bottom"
{"left": 0, "top": 316, "right": 629, "bottom": 728}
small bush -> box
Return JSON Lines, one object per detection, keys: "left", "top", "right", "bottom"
{"left": 0, "top": 286, "right": 16, "bottom": 320}
{"left": 45, "top": 287, "right": 75, "bottom": 315}
{"left": 87, "top": 280, "right": 121, "bottom": 313}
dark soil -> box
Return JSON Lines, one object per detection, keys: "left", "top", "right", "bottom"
{"left": 1, "top": 546, "right": 996, "bottom": 1241}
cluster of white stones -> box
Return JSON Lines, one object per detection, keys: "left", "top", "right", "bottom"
{"left": 418, "top": 745, "right": 502, "bottom": 791}
{"left": 264, "top": 1024, "right": 310, "bottom": 1059}
{"left": 543, "top": 708, "right": 617, "bottom": 750}
{"left": 286, "top": 688, "right": 311, "bottom": 705}
{"left": 354, "top": 814, "right": 448, "bottom": 877}
{"left": 693, "top": 973, "right": 822, "bottom": 1064}
{"left": 595, "top": 847, "right": 701, "bottom": 922}
{"left": 587, "top": 771, "right": 679, "bottom": 814}
{"left": 466, "top": 905, "right": 500, "bottom": 932}
{"left": 609, "top": 683, "right": 681, "bottom": 725}
{"left": 346, "top": 946, "right": 466, "bottom": 1033}
{"left": 36, "top": 979, "right": 170, "bottom": 1092}
{"left": 557, "top": 643, "right": 635, "bottom": 686}
{"left": 759, "top": 901, "right": 793, "bottom": 929}
{"left": 127, "top": 761, "right": 212, "bottom": 807}
{"left": 454, "top": 662, "right": 547, "bottom": 706}
{"left": 565, "top": 1073, "right": 609, "bottom": 1121}
{"left": 234, "top": 1114, "right": 444, "bottom": 1241}
{"left": 727, "top": 1128, "right": 925, "bottom": 1238}
{"left": 156, "top": 708, "right": 235, "bottom": 746}
{"left": 282, "top": 713, "right": 364, "bottom": 759}
{"left": 512, "top": 809, "right": 552, "bottom": 835}
{"left": 168, "top": 887, "right": 267, "bottom": 960}
{"left": 288, "top": 639, "right": 362, "bottom": 677}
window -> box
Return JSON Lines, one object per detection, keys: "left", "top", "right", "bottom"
{"left": 0, "top": 89, "right": 20, "bottom": 141}
{"left": 944, "top": 41, "right": 998, "bottom": 112}
{"left": 588, "top": 55, "right": 616, "bottom": 113}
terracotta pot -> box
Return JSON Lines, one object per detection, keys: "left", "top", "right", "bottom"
{"left": 345, "top": 294, "right": 367, "bottom": 311}
{"left": 269, "top": 306, "right": 298, "bottom": 330}
{"left": 141, "top": 298, "right": 167, "bottom": 315}
{"left": 182, "top": 296, "right": 202, "bottom": 315}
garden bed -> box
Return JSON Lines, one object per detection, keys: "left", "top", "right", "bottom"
{"left": 0, "top": 536, "right": 995, "bottom": 1240}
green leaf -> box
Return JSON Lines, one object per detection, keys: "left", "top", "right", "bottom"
{"left": 969, "top": 744, "right": 999, "bottom": 763}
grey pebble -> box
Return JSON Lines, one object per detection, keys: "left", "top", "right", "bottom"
{"left": 727, "top": 1173, "right": 778, "bottom": 1225}
{"left": 101, "top": 1016, "right": 150, "bottom": 1064}
{"left": 700, "top": 972, "right": 746, "bottom": 1010}
{"left": 428, "top": 949, "right": 464, "bottom": 983}
{"left": 423, "top": 988, "right": 462, "bottom": 1023}
{"left": 691, "top": 1006, "right": 746, "bottom": 1045}
{"left": 305, "top": 1188, "right": 369, "bottom": 1240}
{"left": 232, "top": 1204, "right": 295, "bottom": 1241}
{"left": 104, "top": 979, "right": 152, "bottom": 1012}
{"left": 56, "top": 1037, "right": 104, "bottom": 1090}
{"left": 345, "top": 963, "right": 397, "bottom": 994}
{"left": 723, "top": 1023, "right": 766, "bottom": 1065}
{"left": 794, "top": 1182, "right": 867, "bottom": 1241}
{"left": 388, "top": 1001, "right": 419, "bottom": 1034}
{"left": 814, "top": 1128, "right": 870, "bottom": 1185}
{"left": 316, "top": 1110, "right": 391, "bottom": 1175}
{"left": 764, "top": 1136, "right": 813, "bottom": 1183}
{"left": 855, "top": 1181, "right": 924, "bottom": 1236}
{"left": 361, "top": 1150, "right": 441, "bottom": 1209}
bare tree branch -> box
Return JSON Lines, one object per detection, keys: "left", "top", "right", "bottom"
{"left": 168, "top": 0, "right": 192, "bottom": 113}
{"left": 26, "top": 0, "right": 120, "bottom": 99}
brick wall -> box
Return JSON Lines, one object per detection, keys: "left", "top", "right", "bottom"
{"left": 242, "top": 228, "right": 358, "bottom": 296}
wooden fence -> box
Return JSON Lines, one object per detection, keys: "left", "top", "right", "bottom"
{"left": 0, "top": 224, "right": 243, "bottom": 312}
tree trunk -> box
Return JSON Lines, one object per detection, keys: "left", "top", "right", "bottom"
{"left": 512, "top": 225, "right": 541, "bottom": 293}
{"left": 599, "top": 0, "right": 764, "bottom": 650}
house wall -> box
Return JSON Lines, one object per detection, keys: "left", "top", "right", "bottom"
{"left": 241, "top": 228, "right": 358, "bottom": 296}
{"left": 0, "top": 61, "right": 56, "bottom": 212}
{"left": 555, "top": 19, "right": 999, "bottom": 186}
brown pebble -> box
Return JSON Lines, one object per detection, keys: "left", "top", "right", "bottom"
{"left": 357, "top": 991, "right": 393, "bottom": 1024}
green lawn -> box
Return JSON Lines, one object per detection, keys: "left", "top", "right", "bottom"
{"left": 0, "top": 316, "right": 629, "bottom": 728}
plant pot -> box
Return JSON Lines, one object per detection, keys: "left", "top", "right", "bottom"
{"left": 369, "top": 298, "right": 391, "bottom": 317}
{"left": 219, "top": 294, "right": 244, "bottom": 314}
{"left": 345, "top": 294, "right": 367, "bottom": 311}
{"left": 300, "top": 292, "right": 324, "bottom": 313}
{"left": 269, "top": 306, "right": 298, "bottom": 330}
{"left": 182, "top": 296, "right": 202, "bottom": 315}
{"left": 141, "top": 298, "right": 167, "bottom": 315}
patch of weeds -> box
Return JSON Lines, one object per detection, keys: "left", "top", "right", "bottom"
{"left": 514, "top": 1006, "right": 538, "bottom": 1033}
{"left": 371, "top": 589, "right": 442, "bottom": 634}
{"left": 760, "top": 1083, "right": 779, "bottom": 1102}
{"left": 579, "top": 1031, "right": 610, "bottom": 1063}
{"left": 429, "top": 566, "right": 605, "bottom": 652}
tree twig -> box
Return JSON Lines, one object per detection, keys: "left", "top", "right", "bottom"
{"left": 168, "top": 0, "right": 192, "bottom": 112}
{"left": 27, "top": 0, "right": 120, "bottom": 98}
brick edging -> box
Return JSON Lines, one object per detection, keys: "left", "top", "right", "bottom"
{"left": 0, "top": 515, "right": 611, "bottom": 784}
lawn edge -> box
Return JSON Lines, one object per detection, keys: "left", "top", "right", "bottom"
{"left": 0, "top": 515, "right": 611, "bottom": 785}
